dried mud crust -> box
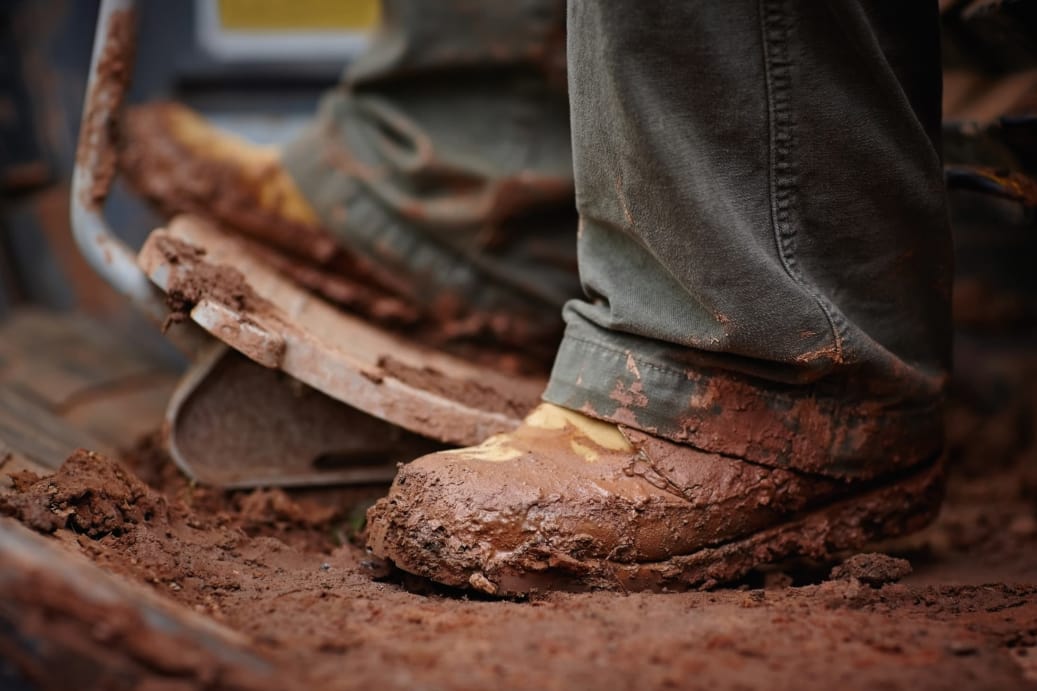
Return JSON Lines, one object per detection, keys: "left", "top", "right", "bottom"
{"left": 153, "top": 235, "right": 278, "bottom": 332}
{"left": 153, "top": 221, "right": 553, "bottom": 375}
{"left": 74, "top": 8, "right": 135, "bottom": 209}
{"left": 150, "top": 233, "right": 548, "bottom": 425}
{"left": 377, "top": 355, "right": 541, "bottom": 418}
{"left": 366, "top": 456, "right": 947, "bottom": 596}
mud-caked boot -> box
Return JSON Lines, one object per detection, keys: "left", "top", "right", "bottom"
{"left": 366, "top": 403, "right": 945, "bottom": 595}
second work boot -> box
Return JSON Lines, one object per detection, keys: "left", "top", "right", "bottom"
{"left": 119, "top": 99, "right": 579, "bottom": 370}
{"left": 118, "top": 0, "right": 579, "bottom": 370}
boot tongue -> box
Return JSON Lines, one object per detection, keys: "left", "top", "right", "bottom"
{"left": 432, "top": 404, "right": 633, "bottom": 465}
{"left": 523, "top": 404, "right": 632, "bottom": 453}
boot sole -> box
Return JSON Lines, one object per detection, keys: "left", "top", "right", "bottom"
{"left": 383, "top": 456, "right": 946, "bottom": 597}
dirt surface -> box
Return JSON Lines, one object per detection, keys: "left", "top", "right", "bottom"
{"left": 3, "top": 348, "right": 1037, "bottom": 689}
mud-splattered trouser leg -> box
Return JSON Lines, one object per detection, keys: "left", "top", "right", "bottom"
{"left": 282, "top": 0, "right": 581, "bottom": 349}
{"left": 543, "top": 0, "right": 953, "bottom": 479}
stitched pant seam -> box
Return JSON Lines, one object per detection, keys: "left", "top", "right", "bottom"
{"left": 759, "top": 0, "right": 847, "bottom": 361}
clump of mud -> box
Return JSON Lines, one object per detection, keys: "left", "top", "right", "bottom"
{"left": 152, "top": 235, "right": 277, "bottom": 332}
{"left": 0, "top": 449, "right": 168, "bottom": 537}
{"left": 830, "top": 553, "right": 913, "bottom": 587}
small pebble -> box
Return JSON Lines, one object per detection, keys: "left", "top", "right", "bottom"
{"left": 947, "top": 641, "right": 979, "bottom": 656}
{"left": 829, "top": 553, "right": 912, "bottom": 587}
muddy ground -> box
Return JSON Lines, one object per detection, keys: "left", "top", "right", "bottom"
{"left": 0, "top": 339, "right": 1035, "bottom": 690}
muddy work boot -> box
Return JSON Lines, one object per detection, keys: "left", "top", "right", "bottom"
{"left": 366, "top": 403, "right": 945, "bottom": 595}
{"left": 369, "top": 0, "right": 957, "bottom": 593}
{"left": 118, "top": 0, "right": 578, "bottom": 369}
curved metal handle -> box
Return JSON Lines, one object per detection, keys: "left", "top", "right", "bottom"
{"left": 71, "top": 0, "right": 165, "bottom": 318}
{"left": 71, "top": 0, "right": 206, "bottom": 354}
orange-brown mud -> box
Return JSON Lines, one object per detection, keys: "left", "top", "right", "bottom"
{"left": 150, "top": 235, "right": 278, "bottom": 333}
{"left": 376, "top": 355, "right": 542, "bottom": 419}
{"left": 365, "top": 411, "right": 943, "bottom": 596}
{"left": 119, "top": 103, "right": 339, "bottom": 265}
{"left": 3, "top": 350, "right": 1037, "bottom": 689}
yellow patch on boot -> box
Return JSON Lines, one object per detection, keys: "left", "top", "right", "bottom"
{"left": 525, "top": 403, "right": 632, "bottom": 460}
{"left": 435, "top": 405, "right": 631, "bottom": 465}
{"left": 438, "top": 433, "right": 523, "bottom": 463}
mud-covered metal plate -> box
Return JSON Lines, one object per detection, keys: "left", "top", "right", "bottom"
{"left": 167, "top": 344, "right": 444, "bottom": 488}
{"left": 139, "top": 214, "right": 544, "bottom": 448}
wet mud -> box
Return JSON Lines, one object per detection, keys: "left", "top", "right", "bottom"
{"left": 377, "top": 355, "right": 542, "bottom": 418}
{"left": 365, "top": 406, "right": 944, "bottom": 595}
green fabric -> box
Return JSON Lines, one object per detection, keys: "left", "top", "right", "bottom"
{"left": 542, "top": 0, "right": 951, "bottom": 478}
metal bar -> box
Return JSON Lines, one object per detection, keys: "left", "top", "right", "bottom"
{"left": 70, "top": 0, "right": 163, "bottom": 319}
{"left": 70, "top": 0, "right": 206, "bottom": 353}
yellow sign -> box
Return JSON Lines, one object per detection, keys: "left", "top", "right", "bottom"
{"left": 217, "top": 0, "right": 380, "bottom": 31}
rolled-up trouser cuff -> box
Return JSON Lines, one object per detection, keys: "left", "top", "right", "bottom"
{"left": 543, "top": 322, "right": 945, "bottom": 481}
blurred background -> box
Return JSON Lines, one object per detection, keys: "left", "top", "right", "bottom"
{"left": 0, "top": 0, "right": 379, "bottom": 363}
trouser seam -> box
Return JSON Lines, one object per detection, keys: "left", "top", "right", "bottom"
{"left": 759, "top": 0, "right": 848, "bottom": 362}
